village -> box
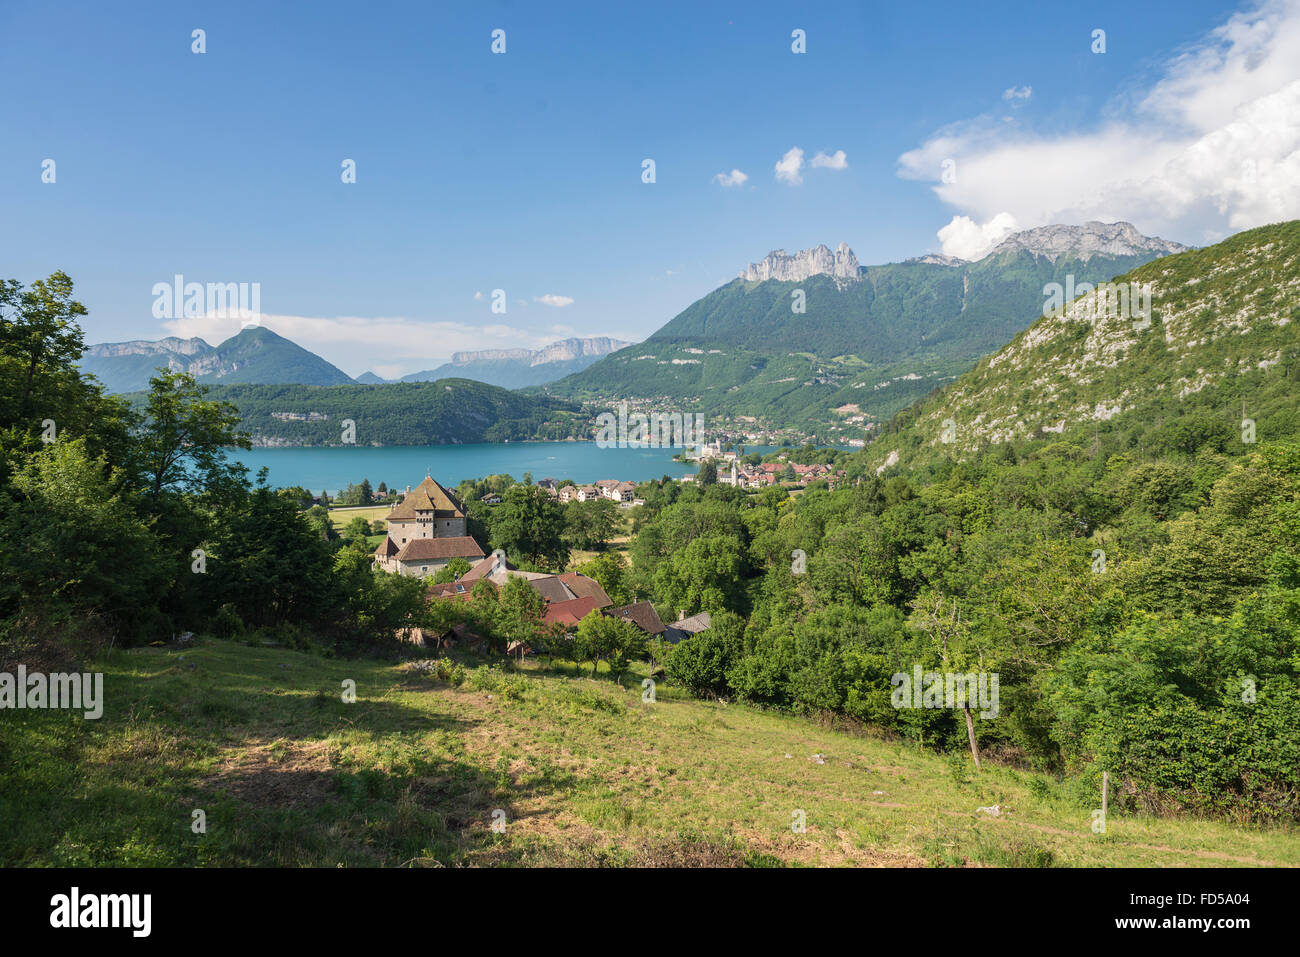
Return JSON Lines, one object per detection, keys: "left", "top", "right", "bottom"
{"left": 370, "top": 474, "right": 711, "bottom": 653}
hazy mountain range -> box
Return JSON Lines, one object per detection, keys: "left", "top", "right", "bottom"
{"left": 81, "top": 330, "right": 630, "bottom": 394}
{"left": 395, "top": 337, "right": 631, "bottom": 388}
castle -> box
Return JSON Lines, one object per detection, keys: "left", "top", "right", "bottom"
{"left": 373, "top": 475, "right": 485, "bottom": 577}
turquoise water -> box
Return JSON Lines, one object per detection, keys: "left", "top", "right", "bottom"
{"left": 232, "top": 442, "right": 781, "bottom": 495}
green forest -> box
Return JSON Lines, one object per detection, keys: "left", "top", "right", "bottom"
{"left": 121, "top": 378, "right": 586, "bottom": 446}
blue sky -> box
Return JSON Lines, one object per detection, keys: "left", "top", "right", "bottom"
{"left": 4, "top": 0, "right": 1297, "bottom": 378}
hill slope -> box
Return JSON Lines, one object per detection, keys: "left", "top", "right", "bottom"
{"left": 866, "top": 220, "right": 1300, "bottom": 472}
{"left": 2, "top": 637, "right": 1293, "bottom": 867}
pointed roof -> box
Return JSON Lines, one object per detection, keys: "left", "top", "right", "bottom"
{"left": 558, "top": 573, "right": 612, "bottom": 608}
{"left": 386, "top": 475, "right": 465, "bottom": 521}
{"left": 605, "top": 601, "right": 666, "bottom": 636}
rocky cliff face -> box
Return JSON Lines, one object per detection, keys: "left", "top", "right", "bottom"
{"left": 981, "top": 221, "right": 1189, "bottom": 264}
{"left": 448, "top": 337, "right": 631, "bottom": 367}
{"left": 529, "top": 337, "right": 629, "bottom": 366}
{"left": 85, "top": 337, "right": 212, "bottom": 359}
{"left": 449, "top": 348, "right": 533, "bottom": 363}
{"left": 740, "top": 243, "right": 861, "bottom": 282}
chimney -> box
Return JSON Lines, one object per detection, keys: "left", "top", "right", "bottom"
{"left": 406, "top": 485, "right": 411, "bottom": 494}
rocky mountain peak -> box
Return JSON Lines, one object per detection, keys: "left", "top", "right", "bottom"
{"left": 981, "top": 221, "right": 1189, "bottom": 264}
{"left": 740, "top": 243, "right": 861, "bottom": 282}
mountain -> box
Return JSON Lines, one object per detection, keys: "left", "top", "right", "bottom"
{"left": 977, "top": 220, "right": 1188, "bottom": 263}
{"left": 401, "top": 336, "right": 631, "bottom": 388}
{"left": 354, "top": 371, "right": 388, "bottom": 384}
{"left": 865, "top": 220, "right": 1300, "bottom": 472}
{"left": 126, "top": 378, "right": 584, "bottom": 447}
{"left": 741, "top": 243, "right": 860, "bottom": 282}
{"left": 543, "top": 222, "right": 1189, "bottom": 440}
{"left": 83, "top": 327, "right": 354, "bottom": 392}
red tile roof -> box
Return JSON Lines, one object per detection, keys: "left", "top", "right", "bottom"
{"left": 542, "top": 596, "right": 601, "bottom": 629}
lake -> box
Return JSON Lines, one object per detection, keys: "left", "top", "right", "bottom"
{"left": 232, "top": 442, "right": 782, "bottom": 495}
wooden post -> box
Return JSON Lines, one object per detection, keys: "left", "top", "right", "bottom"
{"left": 1102, "top": 771, "right": 1109, "bottom": 822}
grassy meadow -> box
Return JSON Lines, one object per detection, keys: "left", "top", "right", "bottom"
{"left": 1, "top": 637, "right": 1295, "bottom": 868}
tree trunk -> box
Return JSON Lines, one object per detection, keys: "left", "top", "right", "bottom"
{"left": 963, "top": 706, "right": 981, "bottom": 770}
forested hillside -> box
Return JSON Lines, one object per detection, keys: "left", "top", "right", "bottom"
{"left": 122, "top": 379, "right": 585, "bottom": 446}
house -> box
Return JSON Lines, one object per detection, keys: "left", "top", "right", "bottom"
{"left": 558, "top": 485, "right": 580, "bottom": 503}
{"left": 603, "top": 480, "right": 636, "bottom": 502}
{"left": 454, "top": 554, "right": 612, "bottom": 618}
{"left": 386, "top": 536, "right": 485, "bottom": 578}
{"left": 575, "top": 485, "right": 601, "bottom": 502}
{"left": 374, "top": 475, "right": 485, "bottom": 577}
{"left": 481, "top": 492, "right": 502, "bottom": 505}
{"left": 665, "top": 611, "right": 711, "bottom": 644}
{"left": 558, "top": 572, "right": 613, "bottom": 606}
{"left": 604, "top": 601, "right": 666, "bottom": 637}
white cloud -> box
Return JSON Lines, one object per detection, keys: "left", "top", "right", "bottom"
{"left": 937, "top": 213, "right": 1020, "bottom": 259}
{"left": 160, "top": 311, "right": 561, "bottom": 378}
{"left": 713, "top": 168, "right": 749, "bottom": 187}
{"left": 810, "top": 149, "right": 848, "bottom": 169}
{"left": 534, "top": 294, "right": 574, "bottom": 307}
{"left": 1001, "top": 86, "right": 1032, "bottom": 103}
{"left": 775, "top": 147, "right": 805, "bottom": 185}
{"left": 898, "top": 0, "right": 1300, "bottom": 246}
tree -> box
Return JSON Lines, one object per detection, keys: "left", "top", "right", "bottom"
{"left": 496, "top": 575, "right": 547, "bottom": 656}
{"left": 0, "top": 272, "right": 131, "bottom": 465}
{"left": 577, "top": 552, "right": 634, "bottom": 605}
{"left": 665, "top": 626, "right": 738, "bottom": 698}
{"left": 0, "top": 438, "right": 169, "bottom": 644}
{"left": 565, "top": 497, "right": 619, "bottom": 550}
{"left": 699, "top": 460, "right": 718, "bottom": 486}
{"left": 491, "top": 484, "right": 569, "bottom": 569}
{"left": 0, "top": 271, "right": 86, "bottom": 422}
{"left": 204, "top": 481, "right": 336, "bottom": 629}
{"left": 432, "top": 556, "right": 472, "bottom": 584}
{"left": 359, "top": 478, "right": 374, "bottom": 505}
{"left": 909, "top": 594, "right": 985, "bottom": 770}
{"left": 132, "top": 371, "right": 249, "bottom": 507}
{"left": 343, "top": 516, "right": 372, "bottom": 540}
{"left": 652, "top": 535, "right": 745, "bottom": 617}
{"left": 573, "top": 611, "right": 642, "bottom": 679}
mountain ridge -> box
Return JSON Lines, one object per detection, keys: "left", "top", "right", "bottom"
{"left": 401, "top": 336, "right": 631, "bottom": 387}
{"left": 543, "top": 221, "right": 1192, "bottom": 440}
{"left": 864, "top": 219, "right": 1300, "bottom": 472}
{"left": 81, "top": 327, "right": 354, "bottom": 393}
